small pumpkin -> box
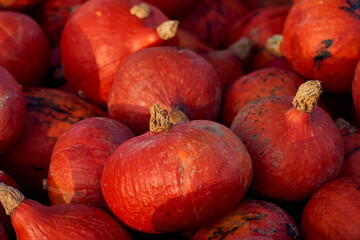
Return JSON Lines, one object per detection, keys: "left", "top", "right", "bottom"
{"left": 0, "top": 183, "right": 133, "bottom": 240}
{"left": 230, "top": 80, "right": 344, "bottom": 201}
{"left": 0, "top": 11, "right": 50, "bottom": 86}
{"left": 101, "top": 104, "right": 253, "bottom": 233}
{"left": 190, "top": 199, "right": 301, "bottom": 240}
{"left": 266, "top": 0, "right": 360, "bottom": 93}
{"left": 108, "top": 46, "right": 221, "bottom": 135}
{"left": 0, "top": 66, "right": 26, "bottom": 155}
{"left": 48, "top": 117, "right": 135, "bottom": 209}
{"left": 61, "top": 0, "right": 178, "bottom": 107}
{"left": 301, "top": 177, "right": 360, "bottom": 240}
{"left": 0, "top": 87, "right": 106, "bottom": 202}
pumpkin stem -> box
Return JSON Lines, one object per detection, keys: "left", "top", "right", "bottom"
{"left": 130, "top": 3, "right": 151, "bottom": 19}
{"left": 292, "top": 80, "right": 322, "bottom": 113}
{"left": 335, "top": 118, "right": 358, "bottom": 133}
{"left": 266, "top": 34, "right": 283, "bottom": 57}
{"left": 150, "top": 103, "right": 173, "bottom": 132}
{"left": 0, "top": 183, "right": 24, "bottom": 216}
{"left": 229, "top": 37, "right": 256, "bottom": 62}
{"left": 157, "top": 20, "right": 179, "bottom": 40}
{"left": 164, "top": 105, "right": 189, "bottom": 125}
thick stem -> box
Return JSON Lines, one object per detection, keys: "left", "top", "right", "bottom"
{"left": 130, "top": 3, "right": 151, "bottom": 19}
{"left": 292, "top": 80, "right": 322, "bottom": 113}
{"left": 0, "top": 183, "right": 24, "bottom": 216}
{"left": 229, "top": 37, "right": 256, "bottom": 62}
{"left": 265, "top": 34, "right": 283, "bottom": 57}
{"left": 150, "top": 103, "right": 173, "bottom": 132}
{"left": 157, "top": 20, "right": 179, "bottom": 40}
{"left": 165, "top": 106, "right": 189, "bottom": 125}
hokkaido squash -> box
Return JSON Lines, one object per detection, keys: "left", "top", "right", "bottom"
{"left": 48, "top": 117, "right": 135, "bottom": 210}
{"left": 101, "top": 104, "right": 253, "bottom": 233}
{"left": 0, "top": 87, "right": 106, "bottom": 202}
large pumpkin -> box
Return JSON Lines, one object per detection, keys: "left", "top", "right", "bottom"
{"left": 101, "top": 104, "right": 253, "bottom": 233}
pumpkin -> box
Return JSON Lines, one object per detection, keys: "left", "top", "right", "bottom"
{"left": 0, "top": 11, "right": 50, "bottom": 86}
{"left": 178, "top": 0, "right": 249, "bottom": 48}
{"left": 301, "top": 177, "right": 360, "bottom": 240}
{"left": 48, "top": 117, "right": 135, "bottom": 210}
{"left": 266, "top": 0, "right": 360, "bottom": 93}
{"left": 101, "top": 104, "right": 253, "bottom": 233}
{"left": 0, "top": 0, "right": 44, "bottom": 10}
{"left": 38, "top": 0, "right": 88, "bottom": 47}
{"left": 176, "top": 29, "right": 214, "bottom": 55}
{"left": 0, "top": 183, "right": 133, "bottom": 240}
{"left": 201, "top": 37, "right": 255, "bottom": 90}
{"left": 335, "top": 118, "right": 360, "bottom": 178}
{"left": 230, "top": 80, "right": 344, "bottom": 201}
{"left": 108, "top": 46, "right": 221, "bottom": 135}
{"left": 61, "top": 0, "right": 178, "bottom": 107}
{"left": 143, "top": 0, "right": 196, "bottom": 18}
{"left": 244, "top": 0, "right": 292, "bottom": 10}
{"left": 220, "top": 67, "right": 303, "bottom": 127}
{"left": 0, "top": 66, "right": 26, "bottom": 155}
{"left": 190, "top": 199, "right": 301, "bottom": 240}
{"left": 228, "top": 6, "right": 290, "bottom": 71}
{"left": 0, "top": 87, "right": 106, "bottom": 202}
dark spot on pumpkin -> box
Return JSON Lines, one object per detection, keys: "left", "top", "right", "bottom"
{"left": 207, "top": 226, "right": 240, "bottom": 240}
{"left": 33, "top": 166, "right": 45, "bottom": 171}
{"left": 340, "top": 0, "right": 360, "bottom": 20}
{"left": 286, "top": 223, "right": 301, "bottom": 239}
{"left": 314, "top": 39, "right": 333, "bottom": 70}
{"left": 344, "top": 146, "right": 360, "bottom": 159}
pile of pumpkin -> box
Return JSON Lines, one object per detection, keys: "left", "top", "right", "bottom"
{"left": 0, "top": 0, "right": 359, "bottom": 239}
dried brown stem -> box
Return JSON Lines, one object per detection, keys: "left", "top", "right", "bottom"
{"left": 0, "top": 183, "right": 24, "bottom": 216}
{"left": 130, "top": 3, "right": 151, "bottom": 19}
{"left": 292, "top": 80, "right": 322, "bottom": 113}
{"left": 266, "top": 34, "right": 283, "bottom": 57}
{"left": 157, "top": 20, "right": 179, "bottom": 40}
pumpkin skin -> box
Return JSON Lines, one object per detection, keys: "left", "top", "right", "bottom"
{"left": 230, "top": 93, "right": 344, "bottom": 201}
{"left": 39, "top": 0, "right": 88, "bottom": 47}
{"left": 10, "top": 199, "right": 133, "bottom": 240}
{"left": 0, "top": 87, "right": 106, "bottom": 202}
{"left": 48, "top": 117, "right": 135, "bottom": 210}
{"left": 0, "top": 66, "right": 26, "bottom": 155}
{"left": 61, "top": 0, "right": 172, "bottom": 107}
{"left": 108, "top": 46, "right": 221, "bottom": 135}
{"left": 352, "top": 58, "right": 360, "bottom": 121}
{"left": 228, "top": 6, "right": 290, "bottom": 71}
{"left": 143, "top": 0, "right": 196, "bottom": 18}
{"left": 190, "top": 199, "right": 301, "bottom": 240}
{"left": 0, "top": 0, "right": 44, "bottom": 10}
{"left": 101, "top": 120, "right": 253, "bottom": 233}
{"left": 178, "top": 0, "right": 249, "bottom": 48}
{"left": 176, "top": 29, "right": 214, "bottom": 55}
{"left": 220, "top": 68, "right": 303, "bottom": 127}
{"left": 335, "top": 119, "right": 360, "bottom": 178}
{"left": 301, "top": 177, "right": 360, "bottom": 240}
{"left": 0, "top": 11, "right": 50, "bottom": 86}
{"left": 280, "top": 0, "right": 360, "bottom": 93}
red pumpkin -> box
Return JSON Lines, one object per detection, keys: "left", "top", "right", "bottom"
{"left": 101, "top": 104, "right": 253, "bottom": 233}
{"left": 191, "top": 199, "right": 301, "bottom": 240}
{"left": 0, "top": 183, "right": 133, "bottom": 240}
{"left": 230, "top": 81, "right": 344, "bottom": 201}
{"left": 221, "top": 67, "right": 303, "bottom": 127}
{"left": 0, "top": 11, "right": 50, "bottom": 86}
{"left": 244, "top": 0, "right": 292, "bottom": 10}
{"left": 267, "top": 0, "right": 360, "bottom": 93}
{"left": 352, "top": 58, "right": 360, "bottom": 122}
{"left": 39, "top": 0, "right": 88, "bottom": 47}
{"left": 228, "top": 6, "right": 290, "bottom": 71}
{"left": 335, "top": 118, "right": 360, "bottom": 178}
{"left": 108, "top": 46, "right": 221, "bottom": 135}
{"left": 0, "top": 87, "right": 106, "bottom": 202}
{"left": 178, "top": 0, "right": 249, "bottom": 48}
{"left": 0, "top": 66, "right": 26, "bottom": 154}
{"left": 48, "top": 117, "right": 135, "bottom": 210}
{"left": 61, "top": 0, "right": 178, "bottom": 107}
{"left": 0, "top": 0, "right": 44, "bottom": 10}
{"left": 301, "top": 177, "right": 360, "bottom": 240}
{"left": 143, "top": 0, "right": 196, "bottom": 18}
{"left": 176, "top": 29, "right": 214, "bottom": 55}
